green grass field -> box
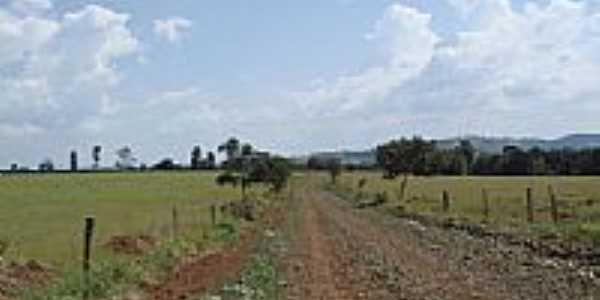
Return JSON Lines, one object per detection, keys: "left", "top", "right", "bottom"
{"left": 0, "top": 171, "right": 249, "bottom": 268}
{"left": 337, "top": 172, "right": 600, "bottom": 241}
{"left": 4, "top": 170, "right": 600, "bottom": 269}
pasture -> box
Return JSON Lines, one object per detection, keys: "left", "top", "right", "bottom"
{"left": 338, "top": 172, "right": 600, "bottom": 240}
{"left": 0, "top": 171, "right": 246, "bottom": 268}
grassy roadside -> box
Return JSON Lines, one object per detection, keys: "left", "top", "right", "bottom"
{"left": 192, "top": 177, "right": 302, "bottom": 300}
{"left": 16, "top": 215, "right": 244, "bottom": 300}
{"left": 329, "top": 172, "right": 600, "bottom": 244}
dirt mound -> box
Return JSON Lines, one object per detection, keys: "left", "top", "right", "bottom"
{"left": 0, "top": 260, "right": 52, "bottom": 297}
{"left": 146, "top": 229, "right": 258, "bottom": 300}
{"left": 105, "top": 235, "right": 157, "bottom": 255}
{"left": 146, "top": 200, "right": 288, "bottom": 300}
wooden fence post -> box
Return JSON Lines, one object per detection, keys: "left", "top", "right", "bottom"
{"left": 526, "top": 188, "right": 534, "bottom": 223}
{"left": 482, "top": 189, "right": 489, "bottom": 222}
{"left": 442, "top": 190, "right": 450, "bottom": 213}
{"left": 548, "top": 185, "right": 558, "bottom": 223}
{"left": 211, "top": 204, "right": 217, "bottom": 227}
{"left": 83, "top": 216, "right": 95, "bottom": 300}
{"left": 172, "top": 205, "right": 178, "bottom": 238}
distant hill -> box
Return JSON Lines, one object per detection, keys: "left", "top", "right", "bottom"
{"left": 298, "top": 134, "right": 600, "bottom": 166}
{"left": 292, "top": 150, "right": 377, "bottom": 166}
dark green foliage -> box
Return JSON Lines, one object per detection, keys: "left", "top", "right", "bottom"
{"left": 70, "top": 151, "right": 77, "bottom": 171}
{"left": 215, "top": 138, "right": 291, "bottom": 193}
{"left": 38, "top": 158, "right": 54, "bottom": 172}
{"left": 218, "top": 137, "right": 241, "bottom": 169}
{"left": 92, "top": 145, "right": 102, "bottom": 169}
{"left": 376, "top": 136, "right": 435, "bottom": 178}
{"left": 216, "top": 172, "right": 240, "bottom": 187}
{"left": 378, "top": 136, "right": 600, "bottom": 176}
{"left": 152, "top": 158, "right": 182, "bottom": 170}
{"left": 241, "top": 143, "right": 253, "bottom": 156}
{"left": 206, "top": 151, "right": 216, "bottom": 169}
{"left": 258, "top": 156, "right": 292, "bottom": 192}
{"left": 191, "top": 145, "right": 202, "bottom": 169}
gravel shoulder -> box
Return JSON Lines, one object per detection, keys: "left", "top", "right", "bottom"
{"left": 280, "top": 182, "right": 600, "bottom": 300}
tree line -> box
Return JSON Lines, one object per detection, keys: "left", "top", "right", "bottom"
{"left": 375, "top": 136, "right": 600, "bottom": 177}
{"left": 4, "top": 137, "right": 293, "bottom": 195}
{"left": 215, "top": 137, "right": 291, "bottom": 194}
{"left": 4, "top": 139, "right": 252, "bottom": 173}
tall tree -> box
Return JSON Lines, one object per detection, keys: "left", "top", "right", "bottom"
{"left": 207, "top": 151, "right": 216, "bottom": 169}
{"left": 70, "top": 150, "right": 78, "bottom": 171}
{"left": 92, "top": 145, "right": 102, "bottom": 169}
{"left": 191, "top": 145, "right": 202, "bottom": 169}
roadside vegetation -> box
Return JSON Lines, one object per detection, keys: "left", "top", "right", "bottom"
{"left": 332, "top": 172, "right": 600, "bottom": 243}
{"left": 19, "top": 215, "right": 244, "bottom": 300}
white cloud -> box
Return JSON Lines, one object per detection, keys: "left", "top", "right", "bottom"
{"left": 0, "top": 4, "right": 139, "bottom": 137}
{"left": 439, "top": 0, "right": 600, "bottom": 111}
{"left": 295, "top": 4, "right": 439, "bottom": 115}
{"left": 0, "top": 8, "right": 60, "bottom": 64}
{"left": 294, "top": 0, "right": 600, "bottom": 137}
{"left": 153, "top": 17, "right": 192, "bottom": 42}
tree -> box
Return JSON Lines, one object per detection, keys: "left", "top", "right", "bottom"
{"left": 153, "top": 158, "right": 180, "bottom": 170}
{"left": 191, "top": 146, "right": 202, "bottom": 169}
{"left": 116, "top": 146, "right": 137, "bottom": 170}
{"left": 70, "top": 150, "right": 78, "bottom": 171}
{"left": 261, "top": 156, "right": 292, "bottom": 192}
{"left": 218, "top": 137, "right": 240, "bottom": 169}
{"left": 241, "top": 143, "right": 253, "bottom": 156}
{"left": 376, "top": 136, "right": 435, "bottom": 178}
{"left": 207, "top": 151, "right": 216, "bottom": 169}
{"left": 92, "top": 145, "right": 102, "bottom": 169}
{"left": 502, "top": 145, "right": 530, "bottom": 175}
{"left": 38, "top": 158, "right": 54, "bottom": 172}
{"left": 215, "top": 140, "right": 291, "bottom": 195}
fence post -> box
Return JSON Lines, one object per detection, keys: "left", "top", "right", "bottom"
{"left": 442, "top": 190, "right": 450, "bottom": 213}
{"left": 525, "top": 187, "right": 534, "bottom": 223}
{"left": 172, "top": 205, "right": 178, "bottom": 239}
{"left": 482, "top": 189, "right": 489, "bottom": 222}
{"left": 83, "top": 216, "right": 95, "bottom": 300}
{"left": 211, "top": 204, "right": 217, "bottom": 227}
{"left": 548, "top": 185, "right": 558, "bottom": 223}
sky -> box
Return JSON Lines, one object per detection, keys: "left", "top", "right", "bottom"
{"left": 1, "top": 0, "right": 600, "bottom": 168}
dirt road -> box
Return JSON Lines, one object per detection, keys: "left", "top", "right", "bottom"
{"left": 146, "top": 180, "right": 600, "bottom": 300}
{"left": 282, "top": 186, "right": 600, "bottom": 300}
